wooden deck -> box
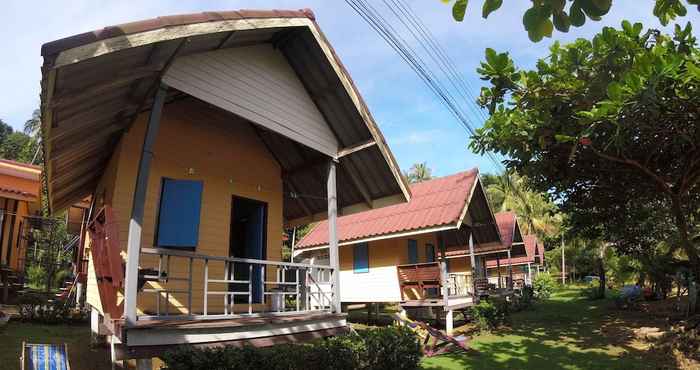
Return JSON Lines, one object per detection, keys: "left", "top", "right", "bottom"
{"left": 112, "top": 312, "right": 348, "bottom": 360}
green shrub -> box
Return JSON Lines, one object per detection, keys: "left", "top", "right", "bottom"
{"left": 26, "top": 265, "right": 46, "bottom": 289}
{"left": 359, "top": 326, "right": 421, "bottom": 370}
{"left": 513, "top": 285, "right": 535, "bottom": 311}
{"left": 162, "top": 326, "right": 421, "bottom": 370}
{"left": 532, "top": 273, "right": 555, "bottom": 299}
{"left": 470, "top": 299, "right": 508, "bottom": 331}
{"left": 16, "top": 292, "right": 87, "bottom": 324}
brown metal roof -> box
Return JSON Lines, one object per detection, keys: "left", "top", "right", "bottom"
{"left": 39, "top": 9, "right": 410, "bottom": 219}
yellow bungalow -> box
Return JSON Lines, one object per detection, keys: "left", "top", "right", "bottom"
{"left": 294, "top": 169, "right": 524, "bottom": 333}
{"left": 0, "top": 159, "right": 42, "bottom": 302}
{"left": 39, "top": 9, "right": 410, "bottom": 368}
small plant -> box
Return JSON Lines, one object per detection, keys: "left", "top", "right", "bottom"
{"left": 360, "top": 325, "right": 422, "bottom": 370}
{"left": 532, "top": 273, "right": 555, "bottom": 300}
{"left": 470, "top": 299, "right": 507, "bottom": 332}
{"left": 26, "top": 265, "right": 46, "bottom": 290}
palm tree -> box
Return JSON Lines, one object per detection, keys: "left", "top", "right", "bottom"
{"left": 483, "top": 171, "right": 562, "bottom": 238}
{"left": 405, "top": 162, "right": 432, "bottom": 183}
{"left": 24, "top": 109, "right": 41, "bottom": 137}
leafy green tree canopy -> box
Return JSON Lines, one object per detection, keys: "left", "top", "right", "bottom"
{"left": 442, "top": 0, "right": 699, "bottom": 41}
{"left": 471, "top": 22, "right": 700, "bottom": 276}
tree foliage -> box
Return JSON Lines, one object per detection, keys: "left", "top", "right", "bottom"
{"left": 404, "top": 162, "right": 433, "bottom": 183}
{"left": 0, "top": 111, "right": 42, "bottom": 164}
{"left": 471, "top": 21, "right": 700, "bottom": 278}
{"left": 481, "top": 171, "right": 562, "bottom": 238}
{"left": 441, "top": 0, "right": 700, "bottom": 41}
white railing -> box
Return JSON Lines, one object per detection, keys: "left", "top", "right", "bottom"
{"left": 136, "top": 248, "right": 335, "bottom": 320}
{"left": 446, "top": 272, "right": 472, "bottom": 296}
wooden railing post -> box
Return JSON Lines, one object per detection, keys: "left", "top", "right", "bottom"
{"left": 123, "top": 84, "right": 167, "bottom": 326}
{"left": 327, "top": 160, "right": 342, "bottom": 314}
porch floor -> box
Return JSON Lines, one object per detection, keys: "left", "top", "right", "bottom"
{"left": 114, "top": 312, "right": 348, "bottom": 360}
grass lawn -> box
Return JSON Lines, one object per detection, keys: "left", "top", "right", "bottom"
{"left": 421, "top": 286, "right": 671, "bottom": 370}
{"left": 0, "top": 321, "right": 110, "bottom": 370}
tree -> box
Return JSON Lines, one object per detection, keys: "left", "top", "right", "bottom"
{"left": 441, "top": 0, "right": 700, "bottom": 41}
{"left": 24, "top": 109, "right": 41, "bottom": 137}
{"left": 482, "top": 171, "right": 562, "bottom": 238}
{"left": 404, "top": 162, "right": 433, "bottom": 183}
{"left": 0, "top": 131, "right": 37, "bottom": 163}
{"left": 0, "top": 119, "right": 12, "bottom": 144}
{"left": 471, "top": 22, "right": 700, "bottom": 279}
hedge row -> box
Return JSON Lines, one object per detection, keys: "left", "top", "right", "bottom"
{"left": 162, "top": 325, "right": 422, "bottom": 370}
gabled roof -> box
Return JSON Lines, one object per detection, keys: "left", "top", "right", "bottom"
{"left": 494, "top": 211, "right": 527, "bottom": 248}
{"left": 40, "top": 9, "right": 410, "bottom": 218}
{"left": 486, "top": 234, "right": 541, "bottom": 267}
{"left": 296, "top": 169, "right": 494, "bottom": 249}
{"left": 0, "top": 159, "right": 41, "bottom": 202}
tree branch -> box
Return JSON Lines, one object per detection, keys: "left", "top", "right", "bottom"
{"left": 588, "top": 145, "right": 672, "bottom": 194}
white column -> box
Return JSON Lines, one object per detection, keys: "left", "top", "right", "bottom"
{"left": 327, "top": 160, "right": 342, "bottom": 314}
{"left": 507, "top": 249, "right": 513, "bottom": 289}
{"left": 123, "top": 84, "right": 167, "bottom": 325}
{"left": 90, "top": 307, "right": 101, "bottom": 344}
{"left": 468, "top": 231, "right": 476, "bottom": 294}
{"left": 75, "top": 282, "right": 84, "bottom": 309}
{"left": 445, "top": 309, "right": 454, "bottom": 335}
{"left": 528, "top": 263, "right": 532, "bottom": 285}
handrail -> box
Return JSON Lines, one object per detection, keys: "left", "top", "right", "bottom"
{"left": 137, "top": 247, "right": 335, "bottom": 320}
{"left": 141, "top": 248, "right": 332, "bottom": 270}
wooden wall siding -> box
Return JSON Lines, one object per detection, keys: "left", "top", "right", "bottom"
{"left": 86, "top": 98, "right": 285, "bottom": 315}
{"left": 163, "top": 44, "right": 339, "bottom": 157}
{"left": 0, "top": 198, "right": 28, "bottom": 270}
{"left": 338, "top": 232, "right": 438, "bottom": 303}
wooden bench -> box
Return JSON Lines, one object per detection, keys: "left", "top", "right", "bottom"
{"left": 397, "top": 263, "right": 442, "bottom": 300}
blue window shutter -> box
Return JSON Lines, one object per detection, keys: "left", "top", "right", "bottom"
{"left": 408, "top": 239, "right": 418, "bottom": 264}
{"left": 156, "top": 178, "right": 203, "bottom": 248}
{"left": 425, "top": 244, "right": 435, "bottom": 263}
{"left": 353, "top": 243, "right": 369, "bottom": 273}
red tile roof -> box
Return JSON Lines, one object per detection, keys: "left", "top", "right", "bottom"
{"left": 494, "top": 211, "right": 517, "bottom": 248}
{"left": 296, "top": 169, "right": 479, "bottom": 249}
{"left": 486, "top": 233, "right": 540, "bottom": 267}
{"left": 0, "top": 159, "right": 41, "bottom": 202}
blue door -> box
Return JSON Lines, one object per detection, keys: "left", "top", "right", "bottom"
{"left": 230, "top": 197, "right": 267, "bottom": 304}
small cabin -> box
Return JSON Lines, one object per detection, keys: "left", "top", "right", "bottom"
{"left": 39, "top": 9, "right": 410, "bottom": 368}
{"left": 0, "top": 159, "right": 42, "bottom": 302}
{"left": 294, "top": 169, "right": 525, "bottom": 333}
{"left": 486, "top": 234, "right": 545, "bottom": 286}
{"left": 484, "top": 212, "right": 527, "bottom": 288}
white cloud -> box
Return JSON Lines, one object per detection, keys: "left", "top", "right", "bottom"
{"left": 389, "top": 129, "right": 444, "bottom": 145}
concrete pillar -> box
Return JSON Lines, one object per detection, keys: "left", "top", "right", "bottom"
{"left": 75, "top": 282, "right": 84, "bottom": 309}
{"left": 90, "top": 307, "right": 101, "bottom": 345}
{"left": 445, "top": 309, "right": 454, "bottom": 335}
{"left": 327, "top": 160, "right": 341, "bottom": 314}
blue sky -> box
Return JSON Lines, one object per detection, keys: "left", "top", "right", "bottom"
{"left": 0, "top": 1, "right": 693, "bottom": 176}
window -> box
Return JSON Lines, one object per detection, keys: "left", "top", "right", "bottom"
{"left": 425, "top": 244, "right": 435, "bottom": 263}
{"left": 407, "top": 239, "right": 418, "bottom": 264}
{"left": 156, "top": 178, "right": 203, "bottom": 248}
{"left": 353, "top": 243, "right": 369, "bottom": 273}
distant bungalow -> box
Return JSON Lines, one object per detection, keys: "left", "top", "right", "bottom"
{"left": 295, "top": 169, "right": 527, "bottom": 333}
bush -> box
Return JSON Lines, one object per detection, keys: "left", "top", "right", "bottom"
{"left": 26, "top": 265, "right": 46, "bottom": 289}
{"left": 360, "top": 326, "right": 422, "bottom": 370}
{"left": 16, "top": 292, "right": 87, "bottom": 324}
{"left": 162, "top": 325, "right": 421, "bottom": 370}
{"left": 513, "top": 285, "right": 535, "bottom": 311}
{"left": 470, "top": 299, "right": 508, "bottom": 332}
{"left": 532, "top": 274, "right": 555, "bottom": 300}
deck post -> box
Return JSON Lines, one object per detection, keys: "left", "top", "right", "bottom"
{"left": 123, "top": 84, "right": 167, "bottom": 326}
{"left": 496, "top": 255, "right": 502, "bottom": 289}
{"left": 507, "top": 249, "right": 513, "bottom": 289}
{"left": 468, "top": 231, "right": 476, "bottom": 295}
{"left": 438, "top": 233, "right": 449, "bottom": 309}
{"left": 528, "top": 262, "right": 532, "bottom": 285}
{"left": 327, "top": 159, "right": 342, "bottom": 314}
{"left": 445, "top": 309, "right": 454, "bottom": 335}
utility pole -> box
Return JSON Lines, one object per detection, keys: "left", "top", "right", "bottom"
{"left": 561, "top": 234, "right": 566, "bottom": 285}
